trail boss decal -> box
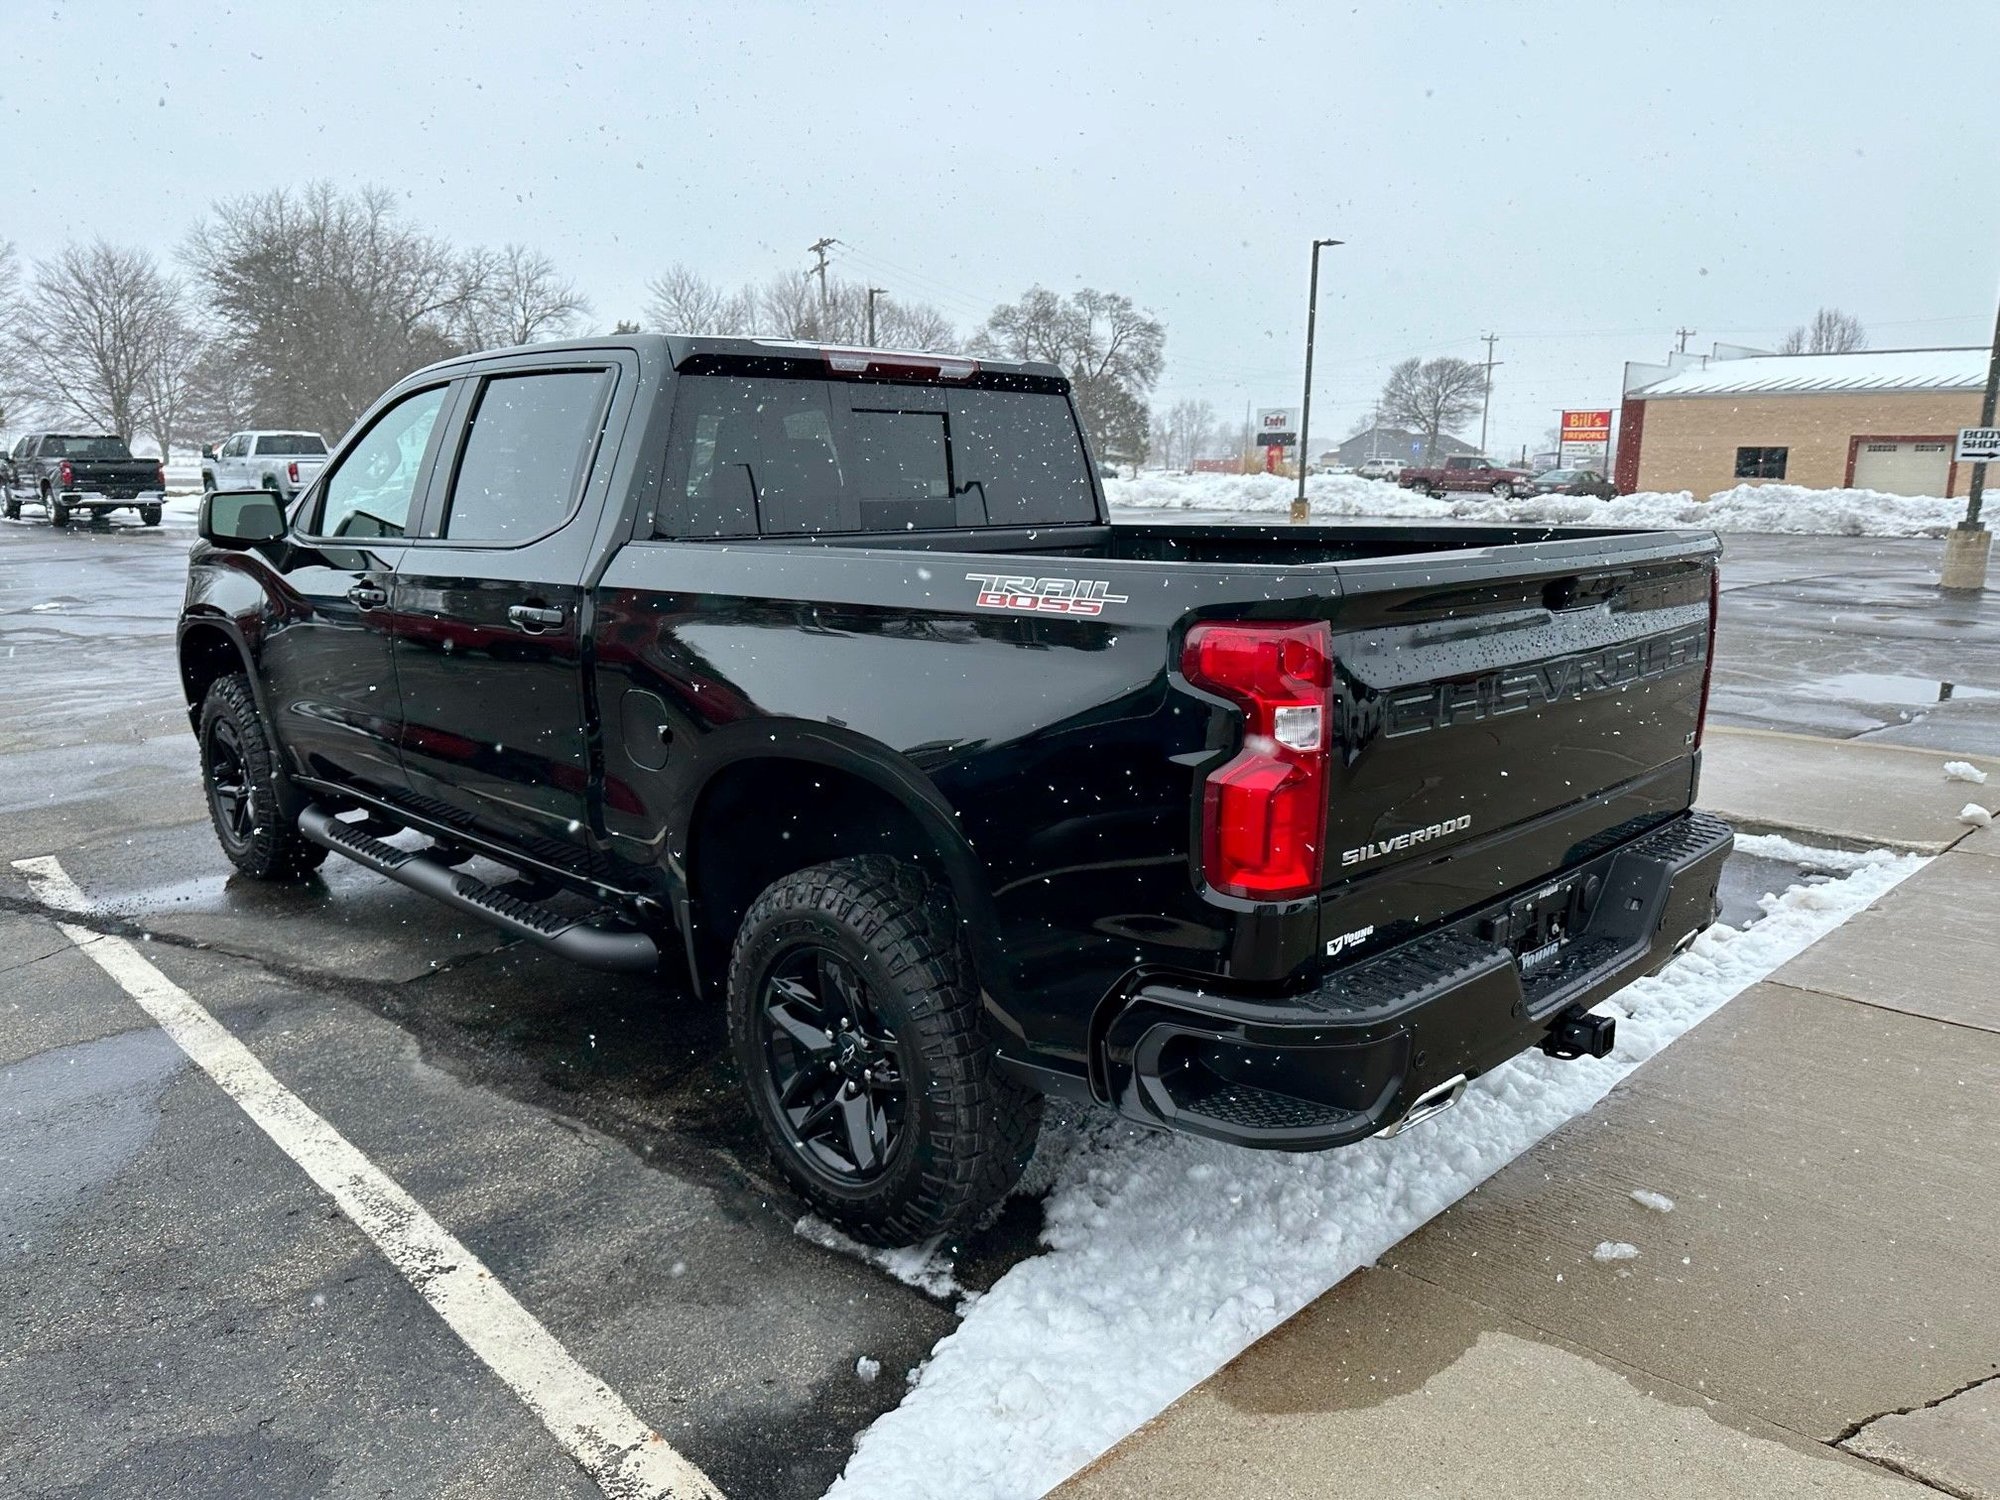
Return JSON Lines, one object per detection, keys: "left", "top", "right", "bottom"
{"left": 1341, "top": 814, "right": 1473, "bottom": 869}
{"left": 967, "top": 573, "right": 1129, "bottom": 617}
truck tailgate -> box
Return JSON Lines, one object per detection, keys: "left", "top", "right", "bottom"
{"left": 1321, "top": 539, "right": 1714, "bottom": 936}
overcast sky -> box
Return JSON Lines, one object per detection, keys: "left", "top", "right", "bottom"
{"left": 7, "top": 0, "right": 1996, "bottom": 457}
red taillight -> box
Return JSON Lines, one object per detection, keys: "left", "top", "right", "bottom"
{"left": 1182, "top": 621, "right": 1333, "bottom": 900}
{"left": 156, "top": 463, "right": 167, "bottom": 491}
{"left": 58, "top": 460, "right": 74, "bottom": 487}
{"left": 1695, "top": 568, "right": 1719, "bottom": 747}
{"left": 287, "top": 461, "right": 300, "bottom": 484}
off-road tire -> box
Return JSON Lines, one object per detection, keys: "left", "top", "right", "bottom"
{"left": 139, "top": 504, "right": 163, "bottom": 526}
{"left": 727, "top": 856, "right": 1041, "bottom": 1246}
{"left": 199, "top": 673, "right": 326, "bottom": 881}
{"left": 1, "top": 486, "right": 18, "bottom": 520}
{"left": 48, "top": 490, "right": 69, "bottom": 526}
{"left": 201, "top": 471, "right": 217, "bottom": 493}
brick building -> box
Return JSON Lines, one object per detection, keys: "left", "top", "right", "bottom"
{"left": 1615, "top": 346, "right": 1988, "bottom": 497}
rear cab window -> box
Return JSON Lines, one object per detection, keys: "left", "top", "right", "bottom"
{"left": 661, "top": 369, "right": 1098, "bottom": 539}
{"left": 255, "top": 433, "right": 328, "bottom": 456}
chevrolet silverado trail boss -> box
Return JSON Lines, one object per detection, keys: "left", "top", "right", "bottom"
{"left": 179, "top": 335, "right": 1730, "bottom": 1245}
{"left": 4, "top": 432, "right": 167, "bottom": 525}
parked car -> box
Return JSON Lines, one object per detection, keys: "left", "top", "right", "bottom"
{"left": 2, "top": 433, "right": 165, "bottom": 525}
{"left": 1355, "top": 458, "right": 1402, "bottom": 481}
{"left": 202, "top": 430, "right": 330, "bottom": 499}
{"left": 178, "top": 334, "right": 1730, "bottom": 1245}
{"left": 1529, "top": 467, "right": 1618, "bottom": 499}
{"left": 1399, "top": 454, "right": 1535, "bottom": 498}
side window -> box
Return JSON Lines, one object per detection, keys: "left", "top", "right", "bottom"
{"left": 442, "top": 370, "right": 611, "bottom": 543}
{"left": 1733, "top": 446, "right": 1788, "bottom": 480}
{"left": 313, "top": 386, "right": 449, "bottom": 540}
{"left": 224, "top": 435, "right": 245, "bottom": 458}
{"left": 666, "top": 376, "right": 841, "bottom": 537}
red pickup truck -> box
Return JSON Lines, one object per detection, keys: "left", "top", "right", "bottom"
{"left": 1400, "top": 454, "right": 1535, "bottom": 499}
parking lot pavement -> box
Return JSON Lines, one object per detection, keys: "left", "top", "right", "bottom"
{"left": 1709, "top": 534, "right": 2000, "bottom": 755}
{"left": 0, "top": 887, "right": 971, "bottom": 1499}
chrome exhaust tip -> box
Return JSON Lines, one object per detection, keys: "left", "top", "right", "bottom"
{"left": 1382, "top": 1073, "right": 1468, "bottom": 1138}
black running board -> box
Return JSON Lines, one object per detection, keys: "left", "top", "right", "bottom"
{"left": 298, "top": 805, "right": 658, "bottom": 974}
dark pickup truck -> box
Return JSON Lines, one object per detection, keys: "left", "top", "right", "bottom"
{"left": 178, "top": 335, "right": 1730, "bottom": 1245}
{"left": 3, "top": 432, "right": 166, "bottom": 525}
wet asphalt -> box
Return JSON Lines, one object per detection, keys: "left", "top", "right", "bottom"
{"left": 2, "top": 508, "right": 1993, "bottom": 1498}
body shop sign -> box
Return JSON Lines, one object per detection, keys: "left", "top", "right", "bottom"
{"left": 1559, "top": 409, "right": 1613, "bottom": 468}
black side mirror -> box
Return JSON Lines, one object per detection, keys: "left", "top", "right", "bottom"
{"left": 200, "top": 444, "right": 217, "bottom": 460}
{"left": 201, "top": 489, "right": 286, "bottom": 547}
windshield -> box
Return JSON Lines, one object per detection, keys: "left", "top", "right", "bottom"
{"left": 42, "top": 435, "right": 132, "bottom": 459}
{"left": 254, "top": 433, "right": 327, "bottom": 455}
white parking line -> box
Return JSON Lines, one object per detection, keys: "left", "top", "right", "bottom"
{"left": 12, "top": 855, "right": 725, "bottom": 1500}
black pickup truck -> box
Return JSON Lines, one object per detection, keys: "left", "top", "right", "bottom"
{"left": 3, "top": 432, "right": 166, "bottom": 525}
{"left": 178, "top": 335, "right": 1729, "bottom": 1244}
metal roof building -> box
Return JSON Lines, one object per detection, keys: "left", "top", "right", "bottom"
{"left": 1615, "top": 346, "right": 1988, "bottom": 498}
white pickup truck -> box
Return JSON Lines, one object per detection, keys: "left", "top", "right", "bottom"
{"left": 201, "top": 431, "right": 330, "bottom": 500}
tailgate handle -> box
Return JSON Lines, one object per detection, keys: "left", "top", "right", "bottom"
{"left": 1542, "top": 577, "right": 1582, "bottom": 611}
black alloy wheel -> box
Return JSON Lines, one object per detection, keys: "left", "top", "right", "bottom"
{"left": 758, "top": 944, "right": 907, "bottom": 1183}
{"left": 726, "top": 857, "right": 1041, "bottom": 1245}
{"left": 204, "top": 712, "right": 257, "bottom": 854}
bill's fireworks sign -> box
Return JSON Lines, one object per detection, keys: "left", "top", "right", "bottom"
{"left": 1558, "top": 409, "right": 1613, "bottom": 469}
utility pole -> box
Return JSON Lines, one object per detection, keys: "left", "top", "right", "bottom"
{"left": 1941, "top": 289, "right": 2000, "bottom": 593}
{"left": 1477, "top": 332, "right": 1501, "bottom": 457}
{"left": 866, "top": 286, "right": 887, "bottom": 346}
{"left": 1675, "top": 326, "right": 1696, "bottom": 354}
{"left": 1291, "top": 236, "right": 1344, "bottom": 524}
{"left": 807, "top": 237, "right": 837, "bottom": 332}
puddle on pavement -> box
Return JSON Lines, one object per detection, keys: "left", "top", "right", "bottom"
{"left": 1805, "top": 673, "right": 2000, "bottom": 706}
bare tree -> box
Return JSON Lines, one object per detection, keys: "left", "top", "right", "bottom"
{"left": 458, "top": 244, "right": 591, "bottom": 347}
{"left": 1377, "top": 356, "right": 1487, "bottom": 464}
{"left": 184, "top": 183, "right": 486, "bottom": 440}
{"left": 179, "top": 341, "right": 261, "bottom": 443}
{"left": 1160, "top": 397, "right": 1216, "bottom": 468}
{"left": 644, "top": 264, "right": 754, "bottom": 335}
{"left": 1778, "top": 307, "right": 1866, "bottom": 355}
{"left": 874, "top": 295, "right": 955, "bottom": 352}
{"left": 0, "top": 241, "right": 26, "bottom": 429}
{"left": 974, "top": 286, "right": 1165, "bottom": 461}
{"left": 137, "top": 306, "right": 206, "bottom": 460}
{"left": 10, "top": 241, "right": 189, "bottom": 442}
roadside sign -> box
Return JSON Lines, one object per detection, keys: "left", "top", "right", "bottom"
{"left": 1957, "top": 427, "right": 2000, "bottom": 463}
{"left": 1558, "top": 408, "right": 1613, "bottom": 469}
{"left": 1255, "top": 407, "right": 1297, "bottom": 448}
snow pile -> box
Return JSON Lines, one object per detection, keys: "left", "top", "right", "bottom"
{"left": 824, "top": 844, "right": 1923, "bottom": 1500}
{"left": 1106, "top": 473, "right": 1966, "bottom": 538}
{"left": 1629, "top": 1189, "right": 1675, "bottom": 1214}
{"left": 1944, "top": 761, "right": 1990, "bottom": 786}
{"left": 1591, "top": 1241, "right": 1641, "bottom": 1263}
{"left": 1959, "top": 803, "right": 1994, "bottom": 828}
{"left": 1110, "top": 470, "right": 1453, "bottom": 520}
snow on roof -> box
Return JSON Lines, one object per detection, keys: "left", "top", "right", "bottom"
{"left": 1634, "top": 346, "right": 1989, "bottom": 398}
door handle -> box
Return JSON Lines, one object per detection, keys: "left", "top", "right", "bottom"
{"left": 507, "top": 603, "right": 566, "bottom": 633}
{"left": 347, "top": 584, "right": 387, "bottom": 610}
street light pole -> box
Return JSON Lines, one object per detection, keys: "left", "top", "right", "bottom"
{"left": 1291, "top": 237, "right": 1344, "bottom": 525}
{"left": 1942, "top": 288, "right": 2000, "bottom": 593}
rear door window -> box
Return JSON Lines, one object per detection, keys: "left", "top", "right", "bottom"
{"left": 442, "top": 369, "right": 612, "bottom": 543}
{"left": 662, "top": 374, "right": 1096, "bottom": 537}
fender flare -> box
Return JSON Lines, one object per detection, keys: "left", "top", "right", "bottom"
{"left": 672, "top": 723, "right": 1008, "bottom": 1003}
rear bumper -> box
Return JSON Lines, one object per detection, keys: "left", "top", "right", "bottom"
{"left": 1099, "top": 810, "right": 1733, "bottom": 1150}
